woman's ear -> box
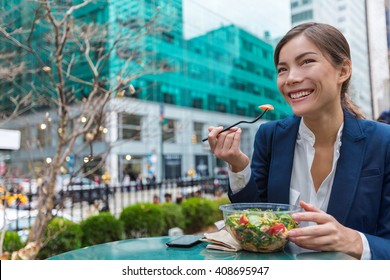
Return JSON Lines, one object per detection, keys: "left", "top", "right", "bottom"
{"left": 338, "top": 59, "right": 352, "bottom": 83}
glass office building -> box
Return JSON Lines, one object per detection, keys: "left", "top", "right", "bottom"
{"left": 1, "top": 0, "right": 291, "bottom": 182}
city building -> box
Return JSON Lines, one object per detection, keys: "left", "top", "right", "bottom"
{"left": 1, "top": 0, "right": 292, "bottom": 183}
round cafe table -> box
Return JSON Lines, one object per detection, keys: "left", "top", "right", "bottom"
{"left": 48, "top": 236, "right": 356, "bottom": 260}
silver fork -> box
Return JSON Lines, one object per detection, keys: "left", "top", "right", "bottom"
{"left": 202, "top": 108, "right": 270, "bottom": 142}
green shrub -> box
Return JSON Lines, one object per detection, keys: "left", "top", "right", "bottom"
{"left": 160, "top": 203, "right": 185, "bottom": 234}
{"left": 80, "top": 212, "right": 124, "bottom": 247}
{"left": 2, "top": 231, "right": 24, "bottom": 253}
{"left": 213, "top": 197, "right": 231, "bottom": 221}
{"left": 119, "top": 203, "right": 165, "bottom": 238}
{"left": 37, "top": 217, "right": 83, "bottom": 259}
{"left": 181, "top": 197, "right": 218, "bottom": 233}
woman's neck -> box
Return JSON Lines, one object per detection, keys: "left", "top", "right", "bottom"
{"left": 303, "top": 110, "right": 344, "bottom": 146}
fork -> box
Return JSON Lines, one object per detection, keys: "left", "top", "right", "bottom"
{"left": 202, "top": 108, "right": 270, "bottom": 142}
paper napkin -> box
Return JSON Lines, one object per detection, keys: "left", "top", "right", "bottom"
{"left": 202, "top": 229, "right": 242, "bottom": 252}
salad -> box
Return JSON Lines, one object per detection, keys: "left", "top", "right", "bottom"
{"left": 225, "top": 208, "right": 299, "bottom": 252}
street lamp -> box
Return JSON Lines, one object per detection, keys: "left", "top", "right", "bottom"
{"left": 160, "top": 103, "right": 165, "bottom": 181}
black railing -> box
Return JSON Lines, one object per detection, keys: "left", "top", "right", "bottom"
{"left": 1, "top": 176, "right": 230, "bottom": 232}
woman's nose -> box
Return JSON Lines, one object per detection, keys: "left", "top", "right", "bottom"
{"left": 285, "top": 68, "right": 303, "bottom": 85}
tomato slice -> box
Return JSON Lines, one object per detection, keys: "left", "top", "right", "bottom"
{"left": 268, "top": 223, "right": 286, "bottom": 234}
{"left": 239, "top": 213, "right": 249, "bottom": 225}
{"left": 258, "top": 104, "right": 274, "bottom": 111}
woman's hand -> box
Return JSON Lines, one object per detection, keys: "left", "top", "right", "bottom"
{"left": 207, "top": 126, "right": 249, "bottom": 172}
{"left": 289, "top": 201, "right": 363, "bottom": 259}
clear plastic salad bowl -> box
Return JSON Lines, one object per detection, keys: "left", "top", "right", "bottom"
{"left": 219, "top": 203, "right": 301, "bottom": 253}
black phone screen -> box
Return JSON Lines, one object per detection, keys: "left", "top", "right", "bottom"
{"left": 166, "top": 235, "right": 204, "bottom": 248}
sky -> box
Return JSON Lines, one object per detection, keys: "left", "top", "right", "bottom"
{"left": 182, "top": 0, "right": 292, "bottom": 40}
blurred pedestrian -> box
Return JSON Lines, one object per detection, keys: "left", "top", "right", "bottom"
{"left": 377, "top": 109, "right": 390, "bottom": 124}
{"left": 164, "top": 193, "right": 172, "bottom": 203}
{"left": 175, "top": 193, "right": 183, "bottom": 204}
{"left": 152, "top": 194, "right": 160, "bottom": 204}
{"left": 136, "top": 174, "right": 143, "bottom": 190}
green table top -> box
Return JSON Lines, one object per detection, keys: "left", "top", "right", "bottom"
{"left": 48, "top": 236, "right": 355, "bottom": 260}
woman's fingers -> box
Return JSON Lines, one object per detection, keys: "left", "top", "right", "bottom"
{"left": 299, "top": 201, "right": 322, "bottom": 212}
{"left": 207, "top": 126, "right": 223, "bottom": 151}
{"left": 289, "top": 223, "right": 328, "bottom": 238}
{"left": 292, "top": 201, "right": 329, "bottom": 224}
{"left": 218, "top": 127, "right": 239, "bottom": 151}
{"left": 292, "top": 211, "right": 331, "bottom": 224}
{"left": 230, "top": 128, "right": 242, "bottom": 151}
{"left": 289, "top": 234, "right": 334, "bottom": 250}
{"left": 207, "top": 126, "right": 223, "bottom": 139}
{"left": 206, "top": 126, "right": 247, "bottom": 170}
{"left": 208, "top": 126, "right": 238, "bottom": 152}
{"left": 289, "top": 200, "right": 333, "bottom": 238}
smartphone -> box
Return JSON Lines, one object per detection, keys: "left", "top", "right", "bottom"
{"left": 166, "top": 235, "right": 204, "bottom": 248}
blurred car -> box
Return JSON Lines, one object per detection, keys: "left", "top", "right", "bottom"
{"left": 0, "top": 179, "right": 37, "bottom": 210}
{"left": 7, "top": 178, "right": 38, "bottom": 194}
{"left": 55, "top": 175, "right": 107, "bottom": 205}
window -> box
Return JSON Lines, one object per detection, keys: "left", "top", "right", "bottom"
{"left": 263, "top": 68, "right": 274, "bottom": 80}
{"left": 193, "top": 122, "right": 204, "bottom": 144}
{"left": 264, "top": 88, "right": 278, "bottom": 99}
{"left": 291, "top": 1, "right": 299, "bottom": 8}
{"left": 121, "top": 155, "right": 142, "bottom": 181}
{"left": 188, "top": 63, "right": 203, "bottom": 79}
{"left": 162, "top": 32, "right": 174, "bottom": 43}
{"left": 233, "top": 81, "right": 246, "bottom": 91}
{"left": 163, "top": 93, "right": 175, "bottom": 104}
{"left": 192, "top": 98, "right": 203, "bottom": 109}
{"left": 241, "top": 39, "right": 253, "bottom": 52}
{"left": 246, "top": 60, "right": 255, "bottom": 72}
{"left": 226, "top": 30, "right": 235, "bottom": 44}
{"left": 237, "top": 107, "right": 247, "bottom": 116}
{"left": 216, "top": 102, "right": 227, "bottom": 113}
{"left": 208, "top": 95, "right": 216, "bottom": 111}
{"left": 20, "top": 126, "right": 32, "bottom": 149}
{"left": 262, "top": 49, "right": 269, "bottom": 59}
{"left": 291, "top": 10, "right": 313, "bottom": 23}
{"left": 37, "top": 122, "right": 51, "bottom": 148}
{"left": 119, "top": 113, "right": 142, "bottom": 141}
{"left": 162, "top": 119, "right": 176, "bottom": 143}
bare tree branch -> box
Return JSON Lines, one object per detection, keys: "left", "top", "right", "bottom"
{"left": 0, "top": 0, "right": 171, "bottom": 259}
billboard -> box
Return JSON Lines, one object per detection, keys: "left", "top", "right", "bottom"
{"left": 0, "top": 129, "right": 21, "bottom": 150}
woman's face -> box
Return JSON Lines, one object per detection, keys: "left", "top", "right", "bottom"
{"left": 276, "top": 34, "right": 348, "bottom": 118}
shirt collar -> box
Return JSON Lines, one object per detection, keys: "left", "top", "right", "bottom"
{"left": 297, "top": 119, "right": 344, "bottom": 148}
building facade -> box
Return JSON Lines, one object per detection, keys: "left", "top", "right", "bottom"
{"left": 1, "top": 0, "right": 292, "bottom": 183}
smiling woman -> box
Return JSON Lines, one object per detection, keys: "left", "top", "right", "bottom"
{"left": 274, "top": 22, "right": 363, "bottom": 120}
{"left": 206, "top": 22, "right": 390, "bottom": 260}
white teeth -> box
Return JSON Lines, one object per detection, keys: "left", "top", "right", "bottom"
{"left": 290, "top": 91, "right": 312, "bottom": 99}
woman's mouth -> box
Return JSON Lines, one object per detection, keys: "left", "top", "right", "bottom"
{"left": 289, "top": 90, "right": 313, "bottom": 100}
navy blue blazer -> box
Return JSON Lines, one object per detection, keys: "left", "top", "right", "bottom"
{"left": 229, "top": 111, "right": 390, "bottom": 259}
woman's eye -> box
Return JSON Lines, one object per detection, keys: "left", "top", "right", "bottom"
{"left": 277, "top": 67, "right": 287, "bottom": 73}
{"left": 302, "top": 59, "right": 314, "bottom": 65}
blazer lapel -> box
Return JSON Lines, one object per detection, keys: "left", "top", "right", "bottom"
{"left": 327, "top": 112, "right": 366, "bottom": 224}
{"left": 268, "top": 116, "right": 300, "bottom": 204}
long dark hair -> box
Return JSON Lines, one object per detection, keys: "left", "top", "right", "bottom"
{"left": 274, "top": 22, "right": 365, "bottom": 118}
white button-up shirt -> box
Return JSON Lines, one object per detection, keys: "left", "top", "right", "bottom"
{"left": 228, "top": 119, "right": 371, "bottom": 259}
